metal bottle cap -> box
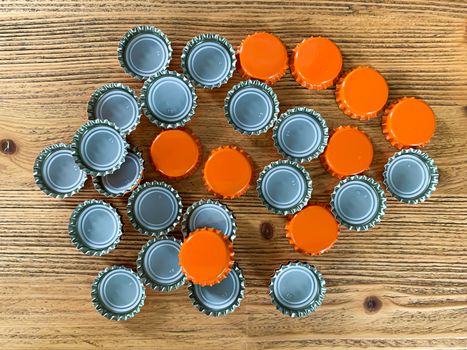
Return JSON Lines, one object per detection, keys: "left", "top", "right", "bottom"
{"left": 87, "top": 83, "right": 141, "bottom": 135}
{"left": 181, "top": 199, "right": 237, "bottom": 240}
{"left": 136, "top": 236, "right": 186, "bottom": 291}
{"left": 257, "top": 160, "right": 312, "bottom": 215}
{"left": 383, "top": 149, "right": 438, "bottom": 204}
{"left": 140, "top": 70, "right": 197, "bottom": 128}
{"left": 33, "top": 143, "right": 87, "bottom": 198}
{"left": 224, "top": 80, "right": 279, "bottom": 135}
{"left": 71, "top": 120, "right": 128, "bottom": 176}
{"left": 91, "top": 266, "right": 145, "bottom": 321}
{"left": 127, "top": 181, "right": 182, "bottom": 236}
{"left": 331, "top": 175, "right": 386, "bottom": 231}
{"left": 269, "top": 261, "right": 326, "bottom": 317}
{"left": 69, "top": 200, "right": 122, "bottom": 256}
{"left": 93, "top": 147, "right": 144, "bottom": 197}
{"left": 188, "top": 263, "right": 245, "bottom": 317}
{"left": 181, "top": 33, "right": 236, "bottom": 89}
{"left": 118, "top": 26, "right": 172, "bottom": 80}
{"left": 273, "top": 107, "right": 328, "bottom": 163}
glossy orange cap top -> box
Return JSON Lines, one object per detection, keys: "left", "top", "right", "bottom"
{"left": 178, "top": 227, "right": 234, "bottom": 286}
{"left": 336, "top": 66, "right": 389, "bottom": 120}
{"left": 382, "top": 97, "right": 436, "bottom": 149}
{"left": 150, "top": 129, "right": 201, "bottom": 179}
{"left": 321, "top": 126, "right": 373, "bottom": 178}
{"left": 286, "top": 204, "right": 339, "bottom": 255}
{"left": 291, "top": 37, "right": 343, "bottom": 90}
{"left": 237, "top": 32, "right": 288, "bottom": 84}
{"left": 203, "top": 146, "right": 253, "bottom": 198}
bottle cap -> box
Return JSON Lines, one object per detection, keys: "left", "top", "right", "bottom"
{"left": 179, "top": 227, "right": 234, "bottom": 286}
{"left": 224, "top": 80, "right": 279, "bottom": 135}
{"left": 118, "top": 26, "right": 172, "bottom": 80}
{"left": 291, "top": 37, "right": 343, "bottom": 90}
{"left": 71, "top": 120, "right": 128, "bottom": 176}
{"left": 269, "top": 261, "right": 326, "bottom": 317}
{"left": 93, "top": 146, "right": 144, "bottom": 197}
{"left": 331, "top": 175, "right": 386, "bottom": 231}
{"left": 127, "top": 181, "right": 182, "bottom": 236}
{"left": 335, "top": 66, "right": 389, "bottom": 120}
{"left": 382, "top": 97, "right": 436, "bottom": 149}
{"left": 188, "top": 263, "right": 245, "bottom": 316}
{"left": 203, "top": 146, "right": 253, "bottom": 199}
{"left": 181, "top": 34, "right": 236, "bottom": 89}
{"left": 383, "top": 149, "right": 438, "bottom": 204}
{"left": 68, "top": 200, "right": 122, "bottom": 256}
{"left": 33, "top": 143, "right": 87, "bottom": 198}
{"left": 91, "top": 266, "right": 145, "bottom": 321}
{"left": 150, "top": 129, "right": 201, "bottom": 179}
{"left": 257, "top": 160, "right": 312, "bottom": 215}
{"left": 320, "top": 126, "right": 373, "bottom": 178}
{"left": 237, "top": 32, "right": 288, "bottom": 84}
{"left": 286, "top": 204, "right": 339, "bottom": 255}
{"left": 87, "top": 83, "right": 141, "bottom": 135}
{"left": 273, "top": 107, "right": 328, "bottom": 163}
{"left": 140, "top": 70, "right": 197, "bottom": 128}
{"left": 181, "top": 199, "right": 237, "bottom": 240}
{"left": 136, "top": 236, "right": 186, "bottom": 291}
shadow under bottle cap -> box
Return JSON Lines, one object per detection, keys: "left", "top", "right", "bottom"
{"left": 91, "top": 266, "right": 145, "bottom": 321}
{"left": 331, "top": 175, "right": 386, "bottom": 231}
{"left": 141, "top": 70, "right": 197, "bottom": 129}
{"left": 383, "top": 149, "right": 438, "bottom": 204}
{"left": 127, "top": 181, "right": 182, "bottom": 236}
{"left": 118, "top": 26, "right": 172, "bottom": 80}
{"left": 273, "top": 107, "right": 329, "bottom": 163}
{"left": 188, "top": 263, "right": 245, "bottom": 317}
{"left": 136, "top": 236, "right": 186, "bottom": 291}
{"left": 181, "top": 33, "right": 236, "bottom": 89}
{"left": 33, "top": 143, "right": 87, "bottom": 198}
{"left": 269, "top": 261, "right": 326, "bottom": 317}
{"left": 224, "top": 80, "right": 279, "bottom": 135}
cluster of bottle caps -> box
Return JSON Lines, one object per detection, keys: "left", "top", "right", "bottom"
{"left": 33, "top": 26, "right": 438, "bottom": 320}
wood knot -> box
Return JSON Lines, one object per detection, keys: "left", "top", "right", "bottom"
{"left": 0, "top": 139, "right": 16, "bottom": 155}
{"left": 260, "top": 222, "right": 274, "bottom": 240}
{"left": 363, "top": 296, "right": 382, "bottom": 314}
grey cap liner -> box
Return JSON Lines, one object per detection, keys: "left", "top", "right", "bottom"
{"left": 127, "top": 181, "right": 182, "bottom": 236}
{"left": 188, "top": 263, "right": 245, "bottom": 317}
{"left": 331, "top": 175, "right": 386, "bottom": 231}
{"left": 117, "top": 26, "right": 172, "bottom": 80}
{"left": 383, "top": 148, "right": 438, "bottom": 204}
{"left": 181, "top": 199, "right": 237, "bottom": 240}
{"left": 181, "top": 33, "right": 236, "bottom": 89}
{"left": 224, "top": 80, "right": 280, "bottom": 135}
{"left": 140, "top": 70, "right": 197, "bottom": 129}
{"left": 273, "top": 107, "right": 329, "bottom": 163}
{"left": 68, "top": 199, "right": 122, "bottom": 256}
{"left": 33, "top": 143, "right": 87, "bottom": 199}
{"left": 91, "top": 265, "right": 145, "bottom": 321}
{"left": 257, "top": 160, "right": 312, "bottom": 215}
{"left": 269, "top": 261, "right": 326, "bottom": 318}
{"left": 87, "top": 83, "right": 141, "bottom": 135}
{"left": 93, "top": 146, "right": 144, "bottom": 197}
{"left": 136, "top": 236, "right": 186, "bottom": 291}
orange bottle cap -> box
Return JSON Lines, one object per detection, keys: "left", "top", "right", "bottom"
{"left": 203, "top": 146, "right": 253, "bottom": 198}
{"left": 150, "top": 129, "right": 201, "bottom": 179}
{"left": 382, "top": 97, "right": 436, "bottom": 149}
{"left": 237, "top": 32, "right": 288, "bottom": 84}
{"left": 336, "top": 66, "right": 389, "bottom": 120}
{"left": 291, "top": 37, "right": 343, "bottom": 90}
{"left": 321, "top": 126, "right": 373, "bottom": 178}
{"left": 286, "top": 204, "right": 339, "bottom": 255}
{"left": 179, "top": 228, "right": 234, "bottom": 286}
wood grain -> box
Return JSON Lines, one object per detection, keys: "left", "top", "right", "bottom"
{"left": 0, "top": 1, "right": 466, "bottom": 349}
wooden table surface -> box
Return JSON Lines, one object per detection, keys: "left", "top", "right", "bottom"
{"left": 0, "top": 1, "right": 466, "bottom": 349}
